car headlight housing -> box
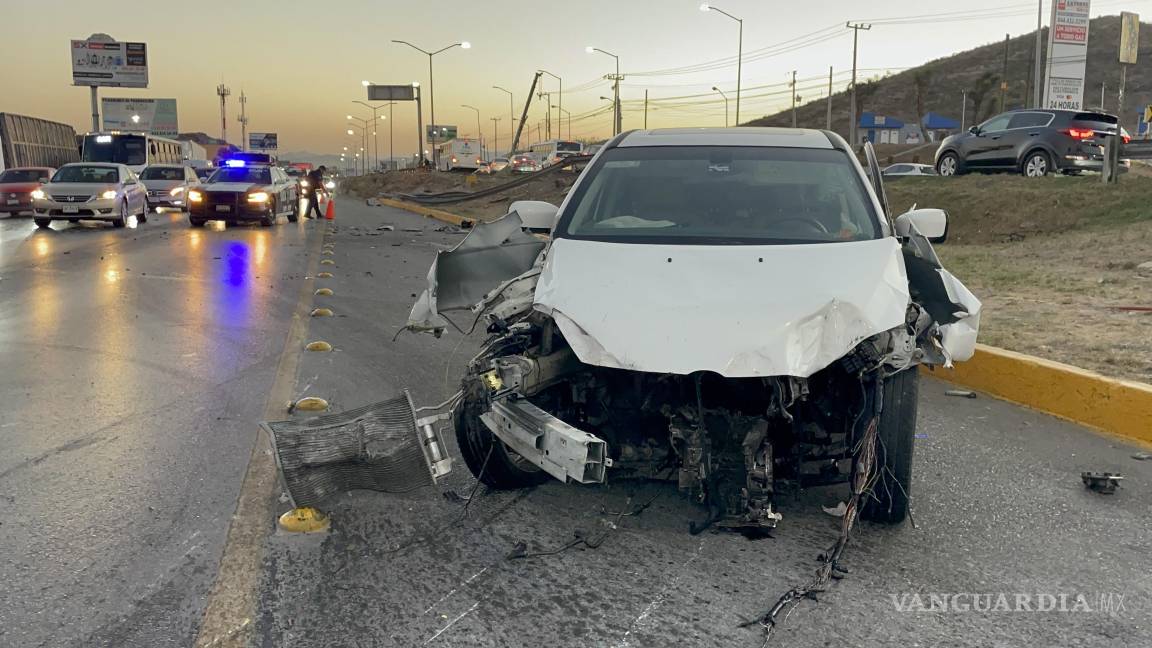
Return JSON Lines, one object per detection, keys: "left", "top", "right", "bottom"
{"left": 188, "top": 190, "right": 203, "bottom": 202}
{"left": 101, "top": 190, "right": 118, "bottom": 200}
{"left": 31, "top": 189, "right": 46, "bottom": 200}
{"left": 170, "top": 186, "right": 185, "bottom": 196}
{"left": 247, "top": 191, "right": 270, "bottom": 203}
{"left": 300, "top": 179, "right": 309, "bottom": 187}
{"left": 324, "top": 180, "right": 335, "bottom": 189}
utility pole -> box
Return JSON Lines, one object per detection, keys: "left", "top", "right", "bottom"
{"left": 1033, "top": 0, "right": 1043, "bottom": 108}
{"left": 847, "top": 22, "right": 871, "bottom": 148}
{"left": 644, "top": 90, "right": 649, "bottom": 129}
{"left": 1101, "top": 82, "right": 1107, "bottom": 110}
{"left": 961, "top": 90, "right": 968, "bottom": 131}
{"left": 1000, "top": 34, "right": 1009, "bottom": 112}
{"left": 537, "top": 91, "right": 552, "bottom": 139}
{"left": 238, "top": 90, "right": 248, "bottom": 152}
{"left": 216, "top": 84, "right": 230, "bottom": 143}
{"left": 490, "top": 117, "right": 501, "bottom": 158}
{"left": 790, "top": 70, "right": 798, "bottom": 128}
{"left": 826, "top": 66, "right": 833, "bottom": 130}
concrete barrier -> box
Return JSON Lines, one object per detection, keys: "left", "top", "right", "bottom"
{"left": 926, "top": 344, "right": 1152, "bottom": 447}
{"left": 372, "top": 197, "right": 474, "bottom": 227}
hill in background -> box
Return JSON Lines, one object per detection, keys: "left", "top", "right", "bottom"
{"left": 748, "top": 15, "right": 1151, "bottom": 135}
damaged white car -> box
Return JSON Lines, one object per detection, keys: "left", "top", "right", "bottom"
{"left": 408, "top": 127, "right": 980, "bottom": 531}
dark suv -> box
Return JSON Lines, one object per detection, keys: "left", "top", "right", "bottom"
{"left": 934, "top": 109, "right": 1127, "bottom": 177}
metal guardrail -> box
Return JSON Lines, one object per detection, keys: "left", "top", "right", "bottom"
{"left": 1120, "top": 140, "right": 1152, "bottom": 159}
{"left": 391, "top": 155, "right": 592, "bottom": 205}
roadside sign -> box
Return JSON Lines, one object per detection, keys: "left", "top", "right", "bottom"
{"left": 366, "top": 84, "right": 416, "bottom": 101}
{"left": 427, "top": 125, "right": 457, "bottom": 140}
{"left": 1120, "top": 12, "right": 1140, "bottom": 64}
{"left": 71, "top": 39, "right": 148, "bottom": 88}
{"left": 249, "top": 133, "right": 278, "bottom": 150}
{"left": 1145, "top": 105, "right": 1152, "bottom": 124}
{"left": 101, "top": 98, "right": 178, "bottom": 136}
{"left": 1043, "top": 0, "right": 1092, "bottom": 111}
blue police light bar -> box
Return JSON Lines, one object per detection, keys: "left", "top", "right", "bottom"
{"left": 224, "top": 159, "right": 247, "bottom": 167}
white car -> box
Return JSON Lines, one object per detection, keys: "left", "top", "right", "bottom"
{"left": 140, "top": 164, "right": 201, "bottom": 212}
{"left": 882, "top": 163, "right": 937, "bottom": 177}
{"left": 32, "top": 163, "right": 149, "bottom": 229}
{"left": 405, "top": 127, "right": 981, "bottom": 530}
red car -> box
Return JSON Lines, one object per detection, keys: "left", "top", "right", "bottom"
{"left": 509, "top": 154, "right": 541, "bottom": 173}
{"left": 0, "top": 166, "right": 54, "bottom": 216}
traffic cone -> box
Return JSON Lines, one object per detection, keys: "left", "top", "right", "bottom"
{"left": 324, "top": 197, "right": 336, "bottom": 220}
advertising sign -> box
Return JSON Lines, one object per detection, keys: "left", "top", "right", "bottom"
{"left": 101, "top": 98, "right": 178, "bottom": 136}
{"left": 71, "top": 39, "right": 149, "bottom": 88}
{"left": 249, "top": 133, "right": 278, "bottom": 150}
{"left": 367, "top": 84, "right": 417, "bottom": 102}
{"left": 1120, "top": 12, "right": 1140, "bottom": 64}
{"left": 426, "top": 125, "right": 458, "bottom": 141}
{"left": 1043, "top": 0, "right": 1092, "bottom": 111}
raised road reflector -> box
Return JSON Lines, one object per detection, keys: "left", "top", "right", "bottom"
{"left": 305, "top": 341, "right": 333, "bottom": 352}
{"left": 293, "top": 396, "right": 329, "bottom": 412}
{"left": 277, "top": 507, "right": 331, "bottom": 533}
{"left": 310, "top": 308, "right": 334, "bottom": 317}
{"left": 315, "top": 288, "right": 333, "bottom": 296}
{"left": 320, "top": 259, "right": 335, "bottom": 265}
{"left": 317, "top": 272, "right": 333, "bottom": 278}
{"left": 322, "top": 250, "right": 334, "bottom": 255}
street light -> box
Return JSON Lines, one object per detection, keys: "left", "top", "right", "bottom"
{"left": 347, "top": 115, "right": 370, "bottom": 174}
{"left": 712, "top": 86, "right": 729, "bottom": 127}
{"left": 551, "top": 104, "right": 571, "bottom": 140}
{"left": 493, "top": 86, "right": 515, "bottom": 150}
{"left": 587, "top": 46, "right": 621, "bottom": 135}
{"left": 392, "top": 39, "right": 470, "bottom": 170}
{"left": 539, "top": 70, "right": 562, "bottom": 141}
{"left": 461, "top": 104, "right": 482, "bottom": 160}
{"left": 353, "top": 100, "right": 391, "bottom": 171}
{"left": 700, "top": 4, "right": 743, "bottom": 125}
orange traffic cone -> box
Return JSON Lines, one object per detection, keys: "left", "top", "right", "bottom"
{"left": 324, "top": 197, "right": 336, "bottom": 220}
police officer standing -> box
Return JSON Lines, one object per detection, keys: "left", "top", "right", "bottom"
{"left": 304, "top": 165, "right": 327, "bottom": 219}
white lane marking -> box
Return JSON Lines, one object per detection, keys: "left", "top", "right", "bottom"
{"left": 423, "top": 567, "right": 489, "bottom": 615}
{"left": 612, "top": 540, "right": 706, "bottom": 648}
{"left": 425, "top": 602, "right": 479, "bottom": 644}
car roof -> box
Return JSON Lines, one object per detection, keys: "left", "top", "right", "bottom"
{"left": 616, "top": 127, "right": 835, "bottom": 149}
{"left": 61, "top": 162, "right": 120, "bottom": 169}
{"left": 145, "top": 163, "right": 185, "bottom": 168}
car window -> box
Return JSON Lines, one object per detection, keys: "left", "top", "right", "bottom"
{"left": 208, "top": 168, "right": 273, "bottom": 184}
{"left": 1007, "top": 112, "right": 1052, "bottom": 129}
{"left": 886, "top": 165, "right": 910, "bottom": 173}
{"left": 53, "top": 166, "right": 119, "bottom": 184}
{"left": 558, "top": 146, "right": 880, "bottom": 245}
{"left": 141, "top": 167, "right": 185, "bottom": 180}
{"left": 979, "top": 114, "right": 1012, "bottom": 132}
{"left": 0, "top": 169, "right": 45, "bottom": 183}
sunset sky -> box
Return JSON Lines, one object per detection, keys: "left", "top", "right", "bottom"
{"left": 3, "top": 0, "right": 1147, "bottom": 159}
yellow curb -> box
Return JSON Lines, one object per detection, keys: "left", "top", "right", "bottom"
{"left": 320, "top": 259, "right": 335, "bottom": 265}
{"left": 926, "top": 344, "right": 1152, "bottom": 448}
{"left": 292, "top": 396, "right": 329, "bottom": 412}
{"left": 314, "top": 288, "right": 333, "bottom": 296}
{"left": 310, "top": 308, "right": 333, "bottom": 317}
{"left": 317, "top": 272, "right": 333, "bottom": 278}
{"left": 305, "top": 341, "right": 333, "bottom": 352}
{"left": 375, "top": 197, "right": 474, "bottom": 227}
{"left": 278, "top": 507, "right": 330, "bottom": 533}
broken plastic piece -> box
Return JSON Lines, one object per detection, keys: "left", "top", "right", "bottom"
{"left": 1081, "top": 471, "right": 1123, "bottom": 494}
{"left": 945, "top": 389, "right": 977, "bottom": 399}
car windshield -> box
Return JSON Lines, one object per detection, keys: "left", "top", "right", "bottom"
{"left": 557, "top": 145, "right": 880, "bottom": 245}
{"left": 0, "top": 169, "right": 47, "bottom": 183}
{"left": 82, "top": 135, "right": 147, "bottom": 166}
{"left": 52, "top": 165, "right": 118, "bottom": 184}
{"left": 208, "top": 167, "right": 272, "bottom": 184}
{"left": 140, "top": 167, "right": 185, "bottom": 180}
{"left": 557, "top": 141, "right": 582, "bottom": 152}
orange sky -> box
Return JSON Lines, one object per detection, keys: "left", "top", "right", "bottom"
{"left": 3, "top": 0, "right": 1146, "bottom": 158}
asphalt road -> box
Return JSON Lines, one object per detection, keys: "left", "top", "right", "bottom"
{"left": 2, "top": 197, "right": 1149, "bottom": 647}
{"left": 0, "top": 207, "right": 321, "bottom": 647}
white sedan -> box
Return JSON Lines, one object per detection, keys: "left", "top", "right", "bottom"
{"left": 32, "top": 163, "right": 149, "bottom": 229}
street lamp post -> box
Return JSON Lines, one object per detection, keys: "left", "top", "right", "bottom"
{"left": 461, "top": 104, "right": 482, "bottom": 159}
{"left": 711, "top": 87, "right": 729, "bottom": 127}
{"left": 700, "top": 4, "right": 742, "bottom": 125}
{"left": 551, "top": 105, "right": 571, "bottom": 139}
{"left": 353, "top": 99, "right": 390, "bottom": 172}
{"left": 493, "top": 86, "right": 514, "bottom": 148}
{"left": 392, "top": 39, "right": 471, "bottom": 170}
{"left": 490, "top": 116, "right": 501, "bottom": 158}
{"left": 586, "top": 46, "right": 621, "bottom": 135}
{"left": 539, "top": 70, "right": 562, "bottom": 140}
{"left": 346, "top": 124, "right": 367, "bottom": 175}
{"left": 347, "top": 115, "right": 370, "bottom": 173}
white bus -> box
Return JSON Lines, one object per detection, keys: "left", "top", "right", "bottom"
{"left": 527, "top": 140, "right": 582, "bottom": 167}
{"left": 80, "top": 133, "right": 183, "bottom": 173}
{"left": 436, "top": 138, "right": 483, "bottom": 171}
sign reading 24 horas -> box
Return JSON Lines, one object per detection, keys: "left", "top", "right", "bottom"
{"left": 1043, "top": 0, "right": 1092, "bottom": 111}
{"left": 71, "top": 39, "right": 149, "bottom": 88}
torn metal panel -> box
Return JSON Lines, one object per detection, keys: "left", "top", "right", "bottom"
{"left": 407, "top": 211, "right": 546, "bottom": 330}
{"left": 533, "top": 237, "right": 911, "bottom": 378}
{"left": 263, "top": 391, "right": 450, "bottom": 507}
{"left": 480, "top": 398, "right": 609, "bottom": 484}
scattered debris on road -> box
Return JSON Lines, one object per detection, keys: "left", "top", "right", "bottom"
{"left": 945, "top": 389, "right": 977, "bottom": 398}
{"left": 1131, "top": 452, "right": 1152, "bottom": 461}
{"left": 1081, "top": 471, "right": 1123, "bottom": 494}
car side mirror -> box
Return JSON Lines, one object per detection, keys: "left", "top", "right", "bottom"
{"left": 895, "top": 208, "right": 948, "bottom": 243}
{"left": 509, "top": 200, "right": 559, "bottom": 234}
{"left": 968, "top": 126, "right": 980, "bottom": 135}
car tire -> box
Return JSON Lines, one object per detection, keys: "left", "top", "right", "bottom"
{"left": 189, "top": 218, "right": 206, "bottom": 227}
{"left": 138, "top": 201, "right": 148, "bottom": 224}
{"left": 859, "top": 367, "right": 919, "bottom": 524}
{"left": 34, "top": 218, "right": 52, "bottom": 229}
{"left": 935, "top": 152, "right": 961, "bottom": 177}
{"left": 287, "top": 195, "right": 299, "bottom": 223}
{"left": 1022, "top": 150, "right": 1051, "bottom": 177}
{"left": 112, "top": 202, "right": 128, "bottom": 228}
{"left": 454, "top": 394, "right": 551, "bottom": 490}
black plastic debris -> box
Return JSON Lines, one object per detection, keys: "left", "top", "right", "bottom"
{"left": 1081, "top": 472, "right": 1123, "bottom": 494}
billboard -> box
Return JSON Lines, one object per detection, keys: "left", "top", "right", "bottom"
{"left": 101, "top": 98, "right": 178, "bottom": 136}
{"left": 71, "top": 39, "right": 148, "bottom": 88}
{"left": 1043, "top": 0, "right": 1091, "bottom": 111}
{"left": 249, "top": 133, "right": 278, "bottom": 150}
{"left": 367, "top": 84, "right": 416, "bottom": 101}
{"left": 427, "top": 125, "right": 458, "bottom": 141}
{"left": 1120, "top": 12, "right": 1140, "bottom": 64}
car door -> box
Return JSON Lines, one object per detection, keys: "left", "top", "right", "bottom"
{"left": 1003, "top": 111, "right": 1054, "bottom": 167}
{"left": 121, "top": 167, "right": 143, "bottom": 212}
{"left": 964, "top": 113, "right": 1012, "bottom": 168}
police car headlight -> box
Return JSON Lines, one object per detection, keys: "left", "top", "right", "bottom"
{"left": 101, "top": 190, "right": 118, "bottom": 200}
{"left": 188, "top": 190, "right": 203, "bottom": 202}
{"left": 247, "top": 192, "right": 270, "bottom": 203}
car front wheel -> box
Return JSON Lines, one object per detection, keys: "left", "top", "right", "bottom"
{"left": 936, "top": 152, "right": 961, "bottom": 177}
{"left": 1022, "top": 150, "right": 1051, "bottom": 177}
{"left": 34, "top": 218, "right": 52, "bottom": 229}
{"left": 455, "top": 394, "right": 550, "bottom": 490}
{"left": 859, "top": 367, "right": 919, "bottom": 524}
{"left": 112, "top": 202, "right": 127, "bottom": 228}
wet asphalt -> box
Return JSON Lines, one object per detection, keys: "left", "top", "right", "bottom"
{"left": 2, "top": 197, "right": 1149, "bottom": 647}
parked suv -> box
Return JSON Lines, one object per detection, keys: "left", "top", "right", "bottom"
{"left": 934, "top": 109, "right": 1128, "bottom": 177}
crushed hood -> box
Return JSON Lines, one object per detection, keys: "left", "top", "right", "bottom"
{"left": 533, "top": 237, "right": 911, "bottom": 378}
